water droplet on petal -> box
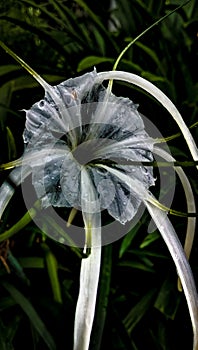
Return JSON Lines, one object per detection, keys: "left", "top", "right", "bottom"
{"left": 120, "top": 220, "right": 126, "bottom": 225}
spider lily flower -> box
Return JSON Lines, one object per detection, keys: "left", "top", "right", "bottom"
{"left": 0, "top": 66, "right": 197, "bottom": 350}
{"left": 21, "top": 69, "right": 155, "bottom": 224}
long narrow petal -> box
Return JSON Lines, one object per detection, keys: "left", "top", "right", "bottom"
{"left": 0, "top": 41, "right": 51, "bottom": 91}
{"left": 73, "top": 168, "right": 101, "bottom": 350}
{"left": 0, "top": 167, "right": 31, "bottom": 219}
{"left": 100, "top": 164, "right": 198, "bottom": 349}
{"left": 96, "top": 71, "right": 198, "bottom": 165}
{"left": 154, "top": 147, "right": 196, "bottom": 261}
{"left": 0, "top": 41, "right": 70, "bottom": 123}
{"left": 145, "top": 200, "right": 198, "bottom": 350}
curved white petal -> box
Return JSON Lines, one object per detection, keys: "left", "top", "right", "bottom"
{"left": 96, "top": 71, "right": 198, "bottom": 165}
{"left": 101, "top": 163, "right": 198, "bottom": 350}
{"left": 145, "top": 200, "right": 198, "bottom": 350}
{"left": 0, "top": 167, "right": 31, "bottom": 219}
{"left": 154, "top": 146, "right": 196, "bottom": 261}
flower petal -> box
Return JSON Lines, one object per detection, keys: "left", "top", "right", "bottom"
{"left": 90, "top": 167, "right": 142, "bottom": 224}
{"left": 145, "top": 200, "right": 198, "bottom": 350}
{"left": 87, "top": 90, "right": 144, "bottom": 140}
{"left": 60, "top": 153, "right": 81, "bottom": 208}
{"left": 107, "top": 177, "right": 141, "bottom": 224}
{"left": 32, "top": 157, "right": 70, "bottom": 208}
{"left": 96, "top": 71, "right": 198, "bottom": 166}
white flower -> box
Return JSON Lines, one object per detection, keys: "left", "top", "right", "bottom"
{"left": 22, "top": 69, "right": 155, "bottom": 226}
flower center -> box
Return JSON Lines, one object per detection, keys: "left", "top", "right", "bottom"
{"left": 72, "top": 141, "right": 96, "bottom": 165}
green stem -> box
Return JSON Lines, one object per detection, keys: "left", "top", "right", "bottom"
{"left": 0, "top": 40, "right": 50, "bottom": 91}
{"left": 113, "top": 1, "right": 190, "bottom": 71}
{"left": 106, "top": 0, "right": 190, "bottom": 93}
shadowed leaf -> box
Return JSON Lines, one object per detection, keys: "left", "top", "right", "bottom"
{"left": 1, "top": 281, "right": 56, "bottom": 350}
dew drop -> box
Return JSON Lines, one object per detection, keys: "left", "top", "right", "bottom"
{"left": 39, "top": 100, "right": 45, "bottom": 108}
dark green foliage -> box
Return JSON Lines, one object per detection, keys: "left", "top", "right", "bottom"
{"left": 0, "top": 0, "right": 197, "bottom": 349}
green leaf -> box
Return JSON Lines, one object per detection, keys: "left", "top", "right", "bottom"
{"left": 0, "top": 204, "right": 37, "bottom": 242}
{"left": 11, "top": 75, "right": 64, "bottom": 92}
{"left": 141, "top": 71, "right": 167, "bottom": 83}
{"left": 0, "top": 16, "right": 68, "bottom": 57}
{"left": 1, "top": 281, "right": 56, "bottom": 350}
{"left": 0, "top": 296, "right": 16, "bottom": 310}
{"left": 7, "top": 251, "right": 29, "bottom": 284}
{"left": 130, "top": 249, "right": 167, "bottom": 259}
{"left": 135, "top": 41, "right": 162, "bottom": 69}
{"left": 149, "top": 319, "right": 170, "bottom": 350}
{"left": 154, "top": 276, "right": 181, "bottom": 320}
{"left": 119, "top": 215, "right": 148, "bottom": 258}
{"left": 123, "top": 288, "right": 157, "bottom": 333}
{"left": 42, "top": 215, "right": 82, "bottom": 257}
{"left": 140, "top": 231, "right": 160, "bottom": 248}
{"left": 73, "top": 0, "right": 118, "bottom": 51}
{"left": 77, "top": 56, "right": 114, "bottom": 72}
{"left": 78, "top": 56, "right": 143, "bottom": 73}
{"left": 6, "top": 126, "right": 17, "bottom": 160}
{"left": 20, "top": 0, "right": 92, "bottom": 48}
{"left": 121, "top": 59, "right": 143, "bottom": 73}
{"left": 18, "top": 257, "right": 45, "bottom": 269}
{"left": 0, "top": 65, "right": 21, "bottom": 77}
{"left": 0, "top": 81, "right": 13, "bottom": 129}
{"left": 6, "top": 314, "right": 22, "bottom": 345}
{"left": 118, "top": 260, "right": 155, "bottom": 273}
{"left": 0, "top": 318, "right": 8, "bottom": 350}
{"left": 93, "top": 29, "right": 106, "bottom": 56}
{"left": 119, "top": 221, "right": 143, "bottom": 258}
{"left": 41, "top": 243, "right": 63, "bottom": 304}
{"left": 184, "top": 0, "right": 197, "bottom": 19}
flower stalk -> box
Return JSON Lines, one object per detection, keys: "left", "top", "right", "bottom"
{"left": 73, "top": 167, "right": 101, "bottom": 350}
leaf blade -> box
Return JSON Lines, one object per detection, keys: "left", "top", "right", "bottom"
{"left": 2, "top": 281, "right": 56, "bottom": 350}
